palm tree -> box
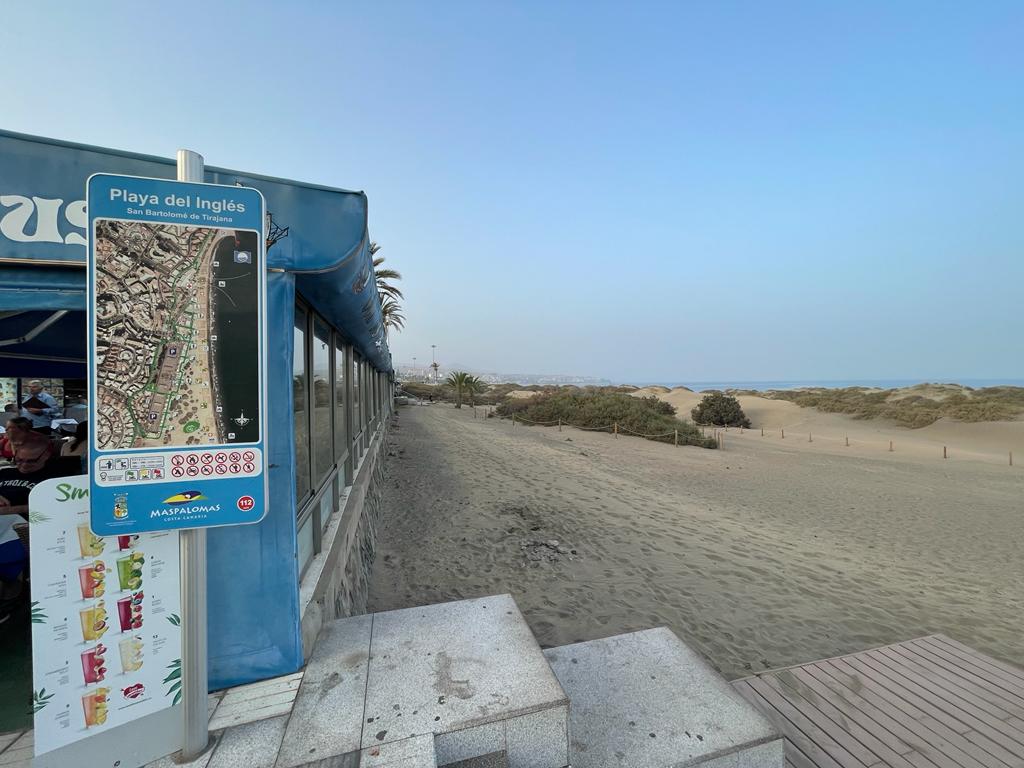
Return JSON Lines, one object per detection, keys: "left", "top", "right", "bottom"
{"left": 370, "top": 243, "right": 403, "bottom": 301}
{"left": 430, "top": 361, "right": 440, "bottom": 383}
{"left": 380, "top": 296, "right": 405, "bottom": 334}
{"left": 464, "top": 375, "right": 487, "bottom": 406}
{"left": 446, "top": 371, "right": 471, "bottom": 408}
{"left": 370, "top": 242, "right": 405, "bottom": 336}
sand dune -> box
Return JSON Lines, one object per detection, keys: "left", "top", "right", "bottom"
{"left": 507, "top": 389, "right": 542, "bottom": 399}
{"left": 632, "top": 387, "right": 1024, "bottom": 465}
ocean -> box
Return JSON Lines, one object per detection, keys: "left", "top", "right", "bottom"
{"left": 628, "top": 379, "right": 1024, "bottom": 392}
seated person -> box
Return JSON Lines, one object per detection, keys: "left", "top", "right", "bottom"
{"left": 61, "top": 421, "right": 88, "bottom": 458}
{"left": 0, "top": 441, "right": 81, "bottom": 623}
{"left": 0, "top": 417, "right": 50, "bottom": 462}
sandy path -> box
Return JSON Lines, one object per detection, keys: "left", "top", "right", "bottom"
{"left": 367, "top": 404, "right": 1024, "bottom": 679}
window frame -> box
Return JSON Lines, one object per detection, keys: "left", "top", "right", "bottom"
{"left": 294, "top": 294, "right": 386, "bottom": 576}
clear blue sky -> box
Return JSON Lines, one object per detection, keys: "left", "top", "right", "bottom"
{"left": 4, "top": 2, "right": 1022, "bottom": 382}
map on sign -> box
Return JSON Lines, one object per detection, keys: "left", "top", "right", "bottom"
{"left": 93, "top": 220, "right": 261, "bottom": 449}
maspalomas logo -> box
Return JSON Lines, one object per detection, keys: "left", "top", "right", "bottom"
{"left": 150, "top": 491, "right": 221, "bottom": 519}
{"left": 162, "top": 490, "right": 207, "bottom": 505}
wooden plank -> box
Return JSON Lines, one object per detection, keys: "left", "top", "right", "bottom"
{"left": 849, "top": 653, "right": 973, "bottom": 735}
{"left": 836, "top": 655, "right": 1013, "bottom": 768}
{"left": 747, "top": 675, "right": 870, "bottom": 768}
{"left": 787, "top": 742, "right": 823, "bottom": 768}
{"left": 912, "top": 639, "right": 1024, "bottom": 704}
{"left": 861, "top": 652, "right": 1024, "bottom": 767}
{"left": 879, "top": 646, "right": 1024, "bottom": 752}
{"left": 733, "top": 679, "right": 846, "bottom": 768}
{"left": 784, "top": 666, "right": 915, "bottom": 757}
{"left": 762, "top": 673, "right": 894, "bottom": 768}
{"left": 808, "top": 663, "right": 974, "bottom": 768}
{"left": 920, "top": 637, "right": 1024, "bottom": 691}
{"left": 902, "top": 642, "right": 1024, "bottom": 719}
{"left": 824, "top": 659, "right": 993, "bottom": 768}
{"left": 931, "top": 637, "right": 1024, "bottom": 686}
{"left": 884, "top": 645, "right": 1024, "bottom": 722}
{"left": 770, "top": 669, "right": 918, "bottom": 768}
{"left": 798, "top": 663, "right": 958, "bottom": 765}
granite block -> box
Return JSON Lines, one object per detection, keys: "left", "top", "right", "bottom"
{"left": 544, "top": 628, "right": 780, "bottom": 768}
{"left": 434, "top": 722, "right": 504, "bottom": 765}
{"left": 505, "top": 707, "right": 568, "bottom": 768}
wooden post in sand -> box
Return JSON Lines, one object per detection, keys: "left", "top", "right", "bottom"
{"left": 943, "top": 446, "right": 947, "bottom": 459}
{"left": 845, "top": 435, "right": 849, "bottom": 447}
{"left": 512, "top": 413, "right": 515, "bottom": 428}
{"left": 614, "top": 422, "right": 618, "bottom": 439}
{"left": 1010, "top": 451, "right": 1014, "bottom": 466}
{"left": 808, "top": 433, "right": 812, "bottom": 443}
{"left": 889, "top": 440, "right": 894, "bottom": 452}
{"left": 781, "top": 428, "right": 785, "bottom": 439}
{"left": 558, "top": 417, "right": 562, "bottom": 432}
{"left": 674, "top": 429, "right": 678, "bottom": 446}
{"left": 761, "top": 427, "right": 764, "bottom": 437}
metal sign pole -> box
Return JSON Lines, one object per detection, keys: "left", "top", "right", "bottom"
{"left": 177, "top": 149, "right": 209, "bottom": 761}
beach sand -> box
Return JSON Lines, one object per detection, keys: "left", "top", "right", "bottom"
{"left": 366, "top": 403, "right": 1024, "bottom": 679}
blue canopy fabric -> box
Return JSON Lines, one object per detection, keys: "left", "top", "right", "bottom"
{"left": 0, "top": 129, "right": 391, "bottom": 371}
{"left": 0, "top": 309, "right": 86, "bottom": 378}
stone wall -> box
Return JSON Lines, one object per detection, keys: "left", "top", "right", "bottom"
{"left": 299, "top": 418, "right": 389, "bottom": 660}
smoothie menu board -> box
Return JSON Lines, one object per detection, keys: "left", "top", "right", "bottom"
{"left": 29, "top": 476, "right": 181, "bottom": 758}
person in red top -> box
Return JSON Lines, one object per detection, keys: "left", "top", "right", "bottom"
{"left": 0, "top": 440, "right": 80, "bottom": 623}
{"left": 0, "top": 417, "right": 48, "bottom": 461}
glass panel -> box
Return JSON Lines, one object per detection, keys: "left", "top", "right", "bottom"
{"left": 364, "top": 360, "right": 372, "bottom": 434}
{"left": 320, "top": 489, "right": 333, "bottom": 533}
{"left": 293, "top": 307, "right": 310, "bottom": 503}
{"left": 352, "top": 353, "right": 361, "bottom": 444}
{"left": 297, "top": 513, "right": 314, "bottom": 576}
{"left": 334, "top": 338, "right": 346, "bottom": 460}
{"left": 312, "top": 317, "right": 333, "bottom": 485}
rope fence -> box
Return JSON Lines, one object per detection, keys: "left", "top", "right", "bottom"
{"left": 700, "top": 423, "right": 1018, "bottom": 466}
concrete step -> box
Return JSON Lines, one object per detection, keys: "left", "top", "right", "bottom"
{"left": 278, "top": 594, "right": 568, "bottom": 768}
{"left": 544, "top": 628, "right": 783, "bottom": 768}
{"left": 365, "top": 594, "right": 567, "bottom": 768}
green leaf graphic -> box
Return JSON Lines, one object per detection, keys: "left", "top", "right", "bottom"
{"left": 31, "top": 688, "right": 56, "bottom": 714}
{"left": 165, "top": 658, "right": 183, "bottom": 704}
{"left": 167, "top": 614, "right": 181, "bottom": 627}
{"left": 30, "top": 602, "right": 47, "bottom": 624}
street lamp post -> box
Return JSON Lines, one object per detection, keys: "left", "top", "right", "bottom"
{"left": 431, "top": 345, "right": 437, "bottom": 384}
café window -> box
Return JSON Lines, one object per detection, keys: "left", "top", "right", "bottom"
{"left": 312, "top": 317, "right": 333, "bottom": 487}
{"left": 335, "top": 337, "right": 348, "bottom": 465}
{"left": 352, "top": 353, "right": 362, "bottom": 447}
{"left": 293, "top": 307, "right": 310, "bottom": 503}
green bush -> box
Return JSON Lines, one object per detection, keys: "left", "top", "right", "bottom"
{"left": 495, "top": 391, "right": 717, "bottom": 449}
{"left": 691, "top": 391, "right": 751, "bottom": 428}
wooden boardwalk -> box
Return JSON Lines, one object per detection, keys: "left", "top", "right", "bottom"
{"left": 731, "top": 635, "right": 1024, "bottom": 768}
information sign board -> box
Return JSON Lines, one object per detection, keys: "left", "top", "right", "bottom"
{"left": 87, "top": 174, "right": 267, "bottom": 534}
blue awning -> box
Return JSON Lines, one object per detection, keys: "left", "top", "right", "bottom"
{"left": 0, "top": 129, "right": 392, "bottom": 372}
{"left": 0, "top": 266, "right": 89, "bottom": 311}
{"left": 0, "top": 309, "right": 86, "bottom": 378}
